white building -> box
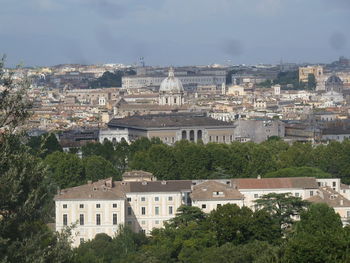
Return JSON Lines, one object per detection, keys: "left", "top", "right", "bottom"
{"left": 99, "top": 128, "right": 129, "bottom": 144}
{"left": 55, "top": 173, "right": 350, "bottom": 247}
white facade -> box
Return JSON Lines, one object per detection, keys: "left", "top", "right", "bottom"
{"left": 99, "top": 128, "right": 129, "bottom": 143}
{"left": 55, "top": 176, "right": 350, "bottom": 247}
{"left": 55, "top": 199, "right": 125, "bottom": 247}
{"left": 125, "top": 191, "right": 183, "bottom": 234}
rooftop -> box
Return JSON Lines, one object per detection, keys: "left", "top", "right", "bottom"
{"left": 108, "top": 113, "right": 234, "bottom": 129}
{"left": 233, "top": 177, "right": 319, "bottom": 190}
{"left": 191, "top": 181, "right": 244, "bottom": 201}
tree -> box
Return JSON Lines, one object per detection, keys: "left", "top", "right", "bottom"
{"left": 264, "top": 167, "right": 332, "bottom": 179}
{"left": 307, "top": 73, "right": 316, "bottom": 90}
{"left": 282, "top": 203, "right": 350, "bottom": 263}
{"left": 0, "top": 58, "right": 73, "bottom": 261}
{"left": 198, "top": 241, "right": 279, "bottom": 263}
{"left": 28, "top": 133, "right": 63, "bottom": 158}
{"left": 44, "top": 151, "right": 84, "bottom": 188}
{"left": 168, "top": 205, "right": 206, "bottom": 228}
{"left": 255, "top": 193, "right": 309, "bottom": 232}
{"left": 208, "top": 204, "right": 254, "bottom": 245}
{"left": 74, "top": 226, "right": 148, "bottom": 263}
{"left": 82, "top": 155, "right": 121, "bottom": 181}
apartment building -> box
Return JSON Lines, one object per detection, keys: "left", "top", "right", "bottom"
{"left": 55, "top": 172, "right": 350, "bottom": 247}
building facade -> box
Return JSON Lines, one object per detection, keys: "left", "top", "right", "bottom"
{"left": 55, "top": 173, "right": 350, "bottom": 247}
{"left": 107, "top": 112, "right": 235, "bottom": 144}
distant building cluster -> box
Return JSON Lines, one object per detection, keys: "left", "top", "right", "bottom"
{"left": 4, "top": 56, "right": 349, "bottom": 146}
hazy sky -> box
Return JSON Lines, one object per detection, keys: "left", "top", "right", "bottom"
{"left": 0, "top": 0, "right": 349, "bottom": 66}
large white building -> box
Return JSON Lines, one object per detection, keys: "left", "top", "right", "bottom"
{"left": 55, "top": 172, "right": 350, "bottom": 247}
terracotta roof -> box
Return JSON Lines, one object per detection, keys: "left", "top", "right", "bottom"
{"left": 233, "top": 177, "right": 318, "bottom": 190}
{"left": 341, "top": 183, "right": 350, "bottom": 190}
{"left": 122, "top": 180, "right": 192, "bottom": 193}
{"left": 54, "top": 178, "right": 125, "bottom": 200}
{"left": 191, "top": 181, "right": 244, "bottom": 201}
{"left": 307, "top": 187, "right": 350, "bottom": 207}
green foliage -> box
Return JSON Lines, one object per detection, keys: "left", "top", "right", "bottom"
{"left": 74, "top": 226, "right": 147, "bottom": 263}
{"left": 208, "top": 204, "right": 281, "bottom": 245}
{"left": 82, "top": 155, "right": 120, "bottom": 181}
{"left": 27, "top": 132, "right": 63, "bottom": 158}
{"left": 89, "top": 69, "right": 136, "bottom": 88}
{"left": 273, "top": 70, "right": 305, "bottom": 89}
{"left": 282, "top": 203, "right": 350, "bottom": 263}
{"left": 255, "top": 193, "right": 309, "bottom": 232}
{"left": 168, "top": 205, "right": 206, "bottom": 228}
{"left": 307, "top": 73, "right": 316, "bottom": 90}
{"left": 265, "top": 166, "right": 332, "bottom": 179}
{"left": 0, "top": 59, "right": 74, "bottom": 261}
{"left": 44, "top": 151, "right": 85, "bottom": 188}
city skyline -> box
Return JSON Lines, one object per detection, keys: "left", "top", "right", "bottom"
{"left": 1, "top": 0, "right": 350, "bottom": 67}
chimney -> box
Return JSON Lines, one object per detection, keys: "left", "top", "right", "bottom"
{"left": 340, "top": 199, "right": 344, "bottom": 206}
{"left": 257, "top": 175, "right": 261, "bottom": 179}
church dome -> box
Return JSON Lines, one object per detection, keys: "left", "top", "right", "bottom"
{"left": 159, "top": 68, "right": 184, "bottom": 93}
{"left": 326, "top": 75, "right": 343, "bottom": 84}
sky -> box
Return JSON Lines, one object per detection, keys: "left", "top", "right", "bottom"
{"left": 0, "top": 0, "right": 350, "bottom": 67}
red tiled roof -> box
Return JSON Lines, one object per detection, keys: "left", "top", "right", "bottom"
{"left": 233, "top": 177, "right": 318, "bottom": 190}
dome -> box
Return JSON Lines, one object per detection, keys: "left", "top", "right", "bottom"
{"left": 326, "top": 75, "right": 343, "bottom": 84}
{"left": 159, "top": 68, "right": 184, "bottom": 93}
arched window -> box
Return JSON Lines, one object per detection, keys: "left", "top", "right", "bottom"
{"left": 165, "top": 98, "right": 168, "bottom": 104}
{"left": 103, "top": 138, "right": 108, "bottom": 143}
{"left": 174, "top": 97, "right": 177, "bottom": 104}
{"left": 182, "top": 130, "right": 187, "bottom": 140}
{"left": 112, "top": 138, "right": 117, "bottom": 144}
{"left": 190, "top": 130, "right": 195, "bottom": 142}
{"left": 197, "top": 130, "right": 202, "bottom": 140}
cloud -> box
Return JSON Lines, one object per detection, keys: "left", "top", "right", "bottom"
{"left": 222, "top": 39, "right": 244, "bottom": 57}
{"left": 329, "top": 32, "right": 347, "bottom": 51}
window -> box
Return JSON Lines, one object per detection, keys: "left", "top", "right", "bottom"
{"left": 141, "top": 197, "right": 146, "bottom": 202}
{"left": 209, "top": 136, "right": 212, "bottom": 142}
{"left": 202, "top": 204, "right": 206, "bottom": 209}
{"left": 216, "top": 136, "right": 219, "bottom": 142}
{"left": 347, "top": 211, "right": 350, "bottom": 218}
{"left": 80, "top": 238, "right": 84, "bottom": 244}
{"left": 127, "top": 221, "right": 132, "bottom": 225}
{"left": 254, "top": 194, "right": 259, "bottom": 198}
{"left": 141, "top": 207, "right": 146, "bottom": 215}
{"left": 79, "top": 214, "right": 84, "bottom": 225}
{"left": 96, "top": 214, "right": 101, "bottom": 225}
{"left": 155, "top": 220, "right": 160, "bottom": 225}
{"left": 333, "top": 182, "right": 337, "bottom": 187}
{"left": 141, "top": 220, "right": 146, "bottom": 225}
{"left": 79, "top": 204, "right": 84, "bottom": 209}
{"left": 113, "top": 214, "right": 117, "bottom": 225}
{"left": 295, "top": 193, "right": 300, "bottom": 197}
{"left": 96, "top": 204, "right": 101, "bottom": 208}
{"left": 310, "top": 191, "right": 314, "bottom": 196}
{"left": 155, "top": 207, "right": 159, "bottom": 215}
{"left": 63, "top": 204, "right": 67, "bottom": 209}
{"left": 168, "top": 196, "right": 173, "bottom": 201}
{"left": 127, "top": 197, "right": 131, "bottom": 202}
{"left": 113, "top": 203, "right": 117, "bottom": 208}
{"left": 169, "top": 206, "right": 173, "bottom": 215}
{"left": 127, "top": 207, "right": 132, "bottom": 216}
{"left": 155, "top": 197, "right": 159, "bottom": 202}
{"left": 63, "top": 214, "right": 68, "bottom": 226}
